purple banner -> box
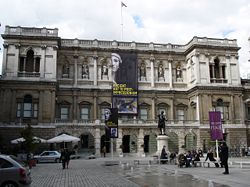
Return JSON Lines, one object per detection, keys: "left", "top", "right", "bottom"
{"left": 209, "top": 111, "right": 223, "bottom": 140}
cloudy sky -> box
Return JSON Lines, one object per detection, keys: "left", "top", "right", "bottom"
{"left": 0, "top": 0, "right": 250, "bottom": 77}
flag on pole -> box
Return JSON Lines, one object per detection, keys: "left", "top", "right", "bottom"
{"left": 121, "top": 2, "right": 127, "bottom": 7}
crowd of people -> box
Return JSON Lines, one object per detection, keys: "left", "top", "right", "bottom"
{"left": 160, "top": 142, "right": 229, "bottom": 174}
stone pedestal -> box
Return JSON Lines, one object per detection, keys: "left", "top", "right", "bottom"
{"left": 156, "top": 135, "right": 169, "bottom": 155}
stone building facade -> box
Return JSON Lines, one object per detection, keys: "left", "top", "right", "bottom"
{"left": 0, "top": 25, "right": 249, "bottom": 156}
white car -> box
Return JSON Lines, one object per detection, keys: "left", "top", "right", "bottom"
{"left": 34, "top": 151, "right": 61, "bottom": 163}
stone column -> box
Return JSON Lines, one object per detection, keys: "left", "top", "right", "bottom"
{"left": 137, "top": 128, "right": 145, "bottom": 157}
{"left": 230, "top": 95, "right": 235, "bottom": 123}
{"left": 196, "top": 95, "right": 200, "bottom": 121}
{"left": 10, "top": 90, "right": 16, "bottom": 120}
{"left": 38, "top": 90, "right": 44, "bottom": 122}
{"left": 116, "top": 128, "right": 123, "bottom": 156}
{"left": 51, "top": 91, "right": 56, "bottom": 123}
{"left": 168, "top": 60, "right": 173, "bottom": 88}
{"left": 74, "top": 55, "right": 78, "bottom": 86}
{"left": 170, "top": 98, "right": 174, "bottom": 122}
{"left": 93, "top": 55, "right": 98, "bottom": 86}
{"left": 151, "top": 97, "right": 155, "bottom": 120}
{"left": 150, "top": 55, "right": 155, "bottom": 88}
{"left": 2, "top": 43, "right": 9, "bottom": 76}
{"left": 93, "top": 92, "right": 97, "bottom": 119}
{"left": 73, "top": 90, "right": 77, "bottom": 121}
{"left": 14, "top": 44, "right": 20, "bottom": 77}
{"left": 193, "top": 54, "right": 200, "bottom": 84}
{"left": 41, "top": 45, "right": 46, "bottom": 78}
{"left": 95, "top": 125, "right": 101, "bottom": 157}
{"left": 226, "top": 55, "right": 231, "bottom": 84}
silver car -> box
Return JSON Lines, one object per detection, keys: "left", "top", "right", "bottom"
{"left": 0, "top": 154, "right": 31, "bottom": 187}
{"left": 34, "top": 151, "right": 61, "bottom": 163}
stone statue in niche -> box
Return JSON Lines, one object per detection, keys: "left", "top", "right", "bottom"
{"left": 140, "top": 63, "right": 146, "bottom": 80}
{"left": 82, "top": 65, "right": 89, "bottom": 78}
{"left": 176, "top": 65, "right": 182, "bottom": 78}
{"left": 158, "top": 64, "right": 164, "bottom": 77}
{"left": 102, "top": 64, "right": 108, "bottom": 76}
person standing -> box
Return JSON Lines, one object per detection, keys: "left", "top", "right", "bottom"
{"left": 220, "top": 142, "right": 229, "bottom": 174}
{"left": 60, "top": 149, "right": 66, "bottom": 169}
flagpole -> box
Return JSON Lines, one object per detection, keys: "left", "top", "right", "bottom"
{"left": 120, "top": 2, "right": 124, "bottom": 40}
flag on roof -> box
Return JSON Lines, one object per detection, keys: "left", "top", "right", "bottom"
{"left": 121, "top": 2, "right": 127, "bottom": 7}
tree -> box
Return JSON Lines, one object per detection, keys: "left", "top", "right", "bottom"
{"left": 21, "top": 124, "right": 37, "bottom": 153}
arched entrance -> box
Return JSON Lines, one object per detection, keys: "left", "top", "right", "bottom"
{"left": 185, "top": 133, "right": 197, "bottom": 150}
{"left": 168, "top": 132, "right": 179, "bottom": 153}
{"left": 144, "top": 133, "right": 157, "bottom": 154}
{"left": 100, "top": 135, "right": 110, "bottom": 153}
{"left": 80, "top": 132, "right": 94, "bottom": 153}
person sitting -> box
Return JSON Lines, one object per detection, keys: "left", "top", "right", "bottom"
{"left": 192, "top": 152, "right": 200, "bottom": 167}
{"left": 205, "top": 149, "right": 219, "bottom": 167}
{"left": 185, "top": 151, "right": 193, "bottom": 167}
{"left": 160, "top": 145, "right": 168, "bottom": 164}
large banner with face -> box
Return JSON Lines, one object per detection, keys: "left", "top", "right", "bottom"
{"left": 209, "top": 111, "right": 223, "bottom": 140}
{"left": 111, "top": 52, "right": 138, "bottom": 114}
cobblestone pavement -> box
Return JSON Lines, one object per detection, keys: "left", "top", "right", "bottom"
{"left": 31, "top": 157, "right": 250, "bottom": 187}
{"left": 31, "top": 159, "right": 140, "bottom": 187}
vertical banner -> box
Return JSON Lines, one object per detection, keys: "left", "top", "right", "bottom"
{"left": 209, "top": 111, "right": 223, "bottom": 140}
{"left": 111, "top": 52, "right": 138, "bottom": 114}
{"left": 105, "top": 108, "right": 118, "bottom": 138}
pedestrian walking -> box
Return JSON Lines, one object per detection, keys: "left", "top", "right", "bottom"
{"left": 220, "top": 142, "right": 229, "bottom": 174}
{"left": 65, "top": 149, "right": 71, "bottom": 169}
{"left": 102, "top": 146, "right": 106, "bottom": 157}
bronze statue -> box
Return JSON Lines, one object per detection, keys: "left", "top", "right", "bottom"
{"left": 158, "top": 111, "right": 167, "bottom": 135}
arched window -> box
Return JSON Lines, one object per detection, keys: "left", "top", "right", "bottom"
{"left": 16, "top": 94, "right": 38, "bottom": 119}
{"left": 18, "top": 49, "right": 40, "bottom": 76}
{"left": 209, "top": 57, "right": 226, "bottom": 83}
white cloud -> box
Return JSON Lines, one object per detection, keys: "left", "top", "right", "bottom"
{"left": 0, "top": 0, "right": 250, "bottom": 77}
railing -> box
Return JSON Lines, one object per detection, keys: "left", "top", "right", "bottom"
{"left": 18, "top": 72, "right": 40, "bottom": 77}
{"left": 4, "top": 26, "right": 58, "bottom": 37}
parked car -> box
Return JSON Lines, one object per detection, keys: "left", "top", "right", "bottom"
{"left": 34, "top": 151, "right": 61, "bottom": 163}
{"left": 0, "top": 154, "right": 32, "bottom": 187}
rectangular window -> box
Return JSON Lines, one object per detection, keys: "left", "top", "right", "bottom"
{"left": 17, "top": 103, "right": 21, "bottom": 117}
{"left": 23, "top": 103, "right": 32, "bottom": 117}
{"left": 177, "top": 109, "right": 184, "bottom": 121}
{"left": 60, "top": 107, "right": 69, "bottom": 120}
{"left": 33, "top": 103, "right": 38, "bottom": 118}
{"left": 80, "top": 107, "right": 89, "bottom": 120}
{"left": 247, "top": 106, "right": 250, "bottom": 120}
{"left": 215, "top": 106, "right": 224, "bottom": 120}
{"left": 140, "top": 108, "right": 148, "bottom": 120}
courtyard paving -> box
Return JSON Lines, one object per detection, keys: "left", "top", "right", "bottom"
{"left": 30, "top": 156, "right": 250, "bottom": 187}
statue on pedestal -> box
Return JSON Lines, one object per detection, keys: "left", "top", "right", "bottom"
{"left": 158, "top": 111, "right": 167, "bottom": 135}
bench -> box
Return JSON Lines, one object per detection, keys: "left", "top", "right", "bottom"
{"left": 158, "top": 158, "right": 169, "bottom": 164}
{"left": 193, "top": 161, "right": 219, "bottom": 167}
{"left": 234, "top": 161, "right": 250, "bottom": 168}
{"left": 134, "top": 159, "right": 153, "bottom": 165}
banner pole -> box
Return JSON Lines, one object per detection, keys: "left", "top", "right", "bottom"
{"left": 111, "top": 138, "right": 114, "bottom": 160}
{"left": 216, "top": 139, "right": 219, "bottom": 160}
